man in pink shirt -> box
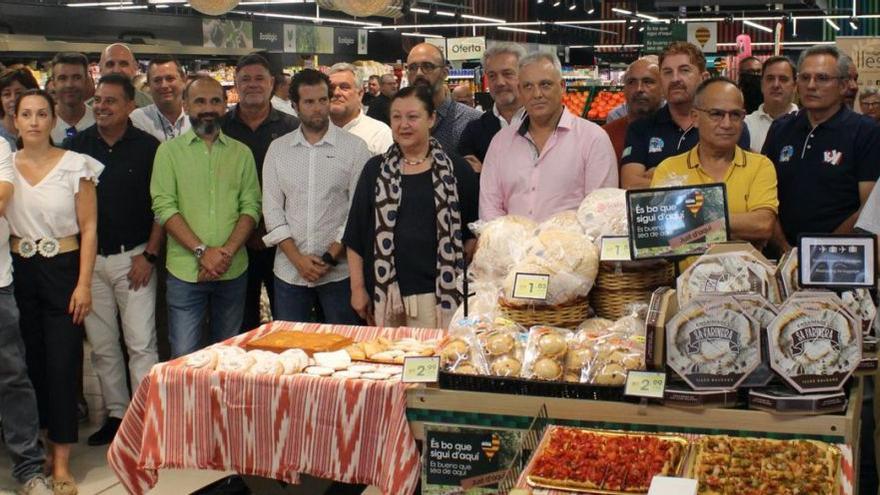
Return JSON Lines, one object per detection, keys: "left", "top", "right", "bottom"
{"left": 479, "top": 52, "right": 618, "bottom": 222}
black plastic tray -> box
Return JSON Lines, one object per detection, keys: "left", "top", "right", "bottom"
{"left": 439, "top": 370, "right": 629, "bottom": 401}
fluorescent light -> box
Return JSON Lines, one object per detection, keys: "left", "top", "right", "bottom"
{"left": 107, "top": 4, "right": 168, "bottom": 9}
{"left": 239, "top": 0, "right": 311, "bottom": 4}
{"left": 587, "top": 7, "right": 595, "bottom": 14}
{"left": 537, "top": 0, "right": 544, "bottom": 3}
{"left": 553, "top": 19, "right": 625, "bottom": 25}
{"left": 68, "top": 1, "right": 132, "bottom": 6}
{"left": 436, "top": 11, "right": 454, "bottom": 17}
{"left": 612, "top": 7, "right": 632, "bottom": 15}
{"left": 568, "top": 3, "right": 577, "bottom": 10}
{"left": 635, "top": 12, "right": 660, "bottom": 21}
{"left": 552, "top": 1, "right": 561, "bottom": 6}
{"left": 498, "top": 26, "right": 545, "bottom": 34}
{"left": 462, "top": 14, "right": 505, "bottom": 23}
{"left": 410, "top": 7, "right": 429, "bottom": 13}
{"left": 743, "top": 20, "right": 773, "bottom": 33}
{"left": 849, "top": 20, "right": 859, "bottom": 29}
{"left": 826, "top": 18, "right": 841, "bottom": 31}
{"left": 401, "top": 32, "right": 444, "bottom": 39}
{"left": 639, "top": 26, "right": 645, "bottom": 31}
{"left": 231, "top": 10, "right": 382, "bottom": 27}
{"left": 370, "top": 21, "right": 542, "bottom": 29}
{"left": 594, "top": 44, "right": 643, "bottom": 49}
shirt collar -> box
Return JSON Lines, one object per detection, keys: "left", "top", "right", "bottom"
{"left": 152, "top": 104, "right": 187, "bottom": 127}
{"left": 755, "top": 102, "right": 798, "bottom": 121}
{"left": 291, "top": 123, "right": 338, "bottom": 147}
{"left": 493, "top": 104, "right": 525, "bottom": 127}
{"left": 87, "top": 119, "right": 139, "bottom": 145}
{"left": 517, "top": 108, "right": 572, "bottom": 136}
{"left": 185, "top": 128, "right": 229, "bottom": 146}
{"left": 686, "top": 144, "right": 747, "bottom": 170}
{"left": 230, "top": 104, "right": 282, "bottom": 127}
{"left": 794, "top": 104, "right": 851, "bottom": 131}
{"left": 342, "top": 110, "right": 364, "bottom": 132}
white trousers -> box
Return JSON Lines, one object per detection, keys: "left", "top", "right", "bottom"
{"left": 84, "top": 244, "right": 158, "bottom": 419}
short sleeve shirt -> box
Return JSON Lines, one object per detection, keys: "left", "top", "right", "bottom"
{"left": 763, "top": 106, "right": 880, "bottom": 244}
{"left": 621, "top": 104, "right": 751, "bottom": 170}
{"left": 0, "top": 141, "right": 14, "bottom": 286}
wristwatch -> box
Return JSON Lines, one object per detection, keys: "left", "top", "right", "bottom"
{"left": 142, "top": 251, "right": 158, "bottom": 264}
{"left": 194, "top": 244, "right": 207, "bottom": 259}
{"left": 321, "top": 252, "right": 339, "bottom": 267}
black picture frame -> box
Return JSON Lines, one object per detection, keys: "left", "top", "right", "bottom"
{"left": 797, "top": 234, "right": 876, "bottom": 289}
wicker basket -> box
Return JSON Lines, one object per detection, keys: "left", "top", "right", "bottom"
{"left": 498, "top": 297, "right": 590, "bottom": 329}
{"left": 589, "top": 260, "right": 675, "bottom": 320}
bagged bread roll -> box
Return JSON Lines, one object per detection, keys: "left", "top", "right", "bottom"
{"left": 522, "top": 326, "right": 572, "bottom": 381}
{"left": 538, "top": 210, "right": 583, "bottom": 235}
{"left": 576, "top": 188, "right": 628, "bottom": 242}
{"left": 471, "top": 215, "right": 537, "bottom": 283}
{"left": 438, "top": 329, "right": 489, "bottom": 375}
{"left": 482, "top": 326, "right": 526, "bottom": 377}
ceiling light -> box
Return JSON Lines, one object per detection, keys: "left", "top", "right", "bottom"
{"left": 635, "top": 12, "right": 660, "bottom": 21}
{"left": 107, "top": 4, "right": 169, "bottom": 9}
{"left": 401, "top": 32, "right": 444, "bottom": 38}
{"left": 639, "top": 26, "right": 645, "bottom": 31}
{"left": 587, "top": 7, "right": 595, "bottom": 13}
{"left": 537, "top": 0, "right": 544, "bottom": 3}
{"left": 498, "top": 26, "right": 545, "bottom": 34}
{"left": 462, "top": 14, "right": 505, "bottom": 23}
{"left": 826, "top": 18, "right": 841, "bottom": 31}
{"left": 552, "top": 1, "right": 561, "bottom": 6}
{"left": 612, "top": 7, "right": 632, "bottom": 15}
{"left": 849, "top": 18, "right": 859, "bottom": 29}
{"left": 743, "top": 20, "right": 773, "bottom": 32}
{"left": 410, "top": 7, "right": 429, "bottom": 13}
{"left": 68, "top": 1, "right": 133, "bottom": 6}
{"left": 567, "top": 0, "right": 576, "bottom": 10}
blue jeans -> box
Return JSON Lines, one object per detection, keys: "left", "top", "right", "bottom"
{"left": 274, "top": 277, "right": 361, "bottom": 324}
{"left": 0, "top": 285, "right": 45, "bottom": 483}
{"left": 167, "top": 273, "right": 247, "bottom": 358}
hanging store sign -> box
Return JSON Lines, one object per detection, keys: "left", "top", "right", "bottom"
{"left": 687, "top": 22, "right": 717, "bottom": 54}
{"left": 253, "top": 21, "right": 283, "bottom": 51}
{"left": 446, "top": 36, "right": 486, "bottom": 61}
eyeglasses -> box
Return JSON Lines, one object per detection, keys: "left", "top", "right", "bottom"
{"left": 694, "top": 107, "right": 747, "bottom": 123}
{"left": 861, "top": 101, "right": 880, "bottom": 108}
{"left": 797, "top": 73, "right": 843, "bottom": 86}
{"left": 406, "top": 62, "right": 440, "bottom": 74}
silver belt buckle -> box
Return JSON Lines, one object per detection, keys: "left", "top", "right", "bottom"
{"left": 37, "top": 237, "right": 60, "bottom": 258}
{"left": 18, "top": 238, "right": 37, "bottom": 258}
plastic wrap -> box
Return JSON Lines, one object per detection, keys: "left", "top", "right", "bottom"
{"left": 470, "top": 215, "right": 537, "bottom": 285}
{"left": 522, "top": 326, "right": 572, "bottom": 381}
{"left": 568, "top": 307, "right": 647, "bottom": 385}
{"left": 677, "top": 252, "right": 778, "bottom": 307}
{"left": 438, "top": 328, "right": 490, "bottom": 375}
{"left": 537, "top": 209, "right": 584, "bottom": 235}
{"left": 575, "top": 188, "right": 629, "bottom": 242}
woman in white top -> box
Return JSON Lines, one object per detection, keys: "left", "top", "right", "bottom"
{"left": 7, "top": 89, "right": 99, "bottom": 495}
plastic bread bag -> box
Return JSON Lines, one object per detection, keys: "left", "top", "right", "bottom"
{"left": 584, "top": 330, "right": 646, "bottom": 386}
{"left": 522, "top": 326, "right": 572, "bottom": 381}
{"left": 481, "top": 320, "right": 528, "bottom": 377}
{"left": 502, "top": 228, "right": 599, "bottom": 307}
{"left": 448, "top": 279, "right": 501, "bottom": 328}
{"left": 575, "top": 188, "right": 629, "bottom": 243}
{"left": 469, "top": 215, "right": 537, "bottom": 285}
{"left": 438, "top": 327, "right": 490, "bottom": 375}
{"left": 537, "top": 210, "right": 584, "bottom": 236}
{"left": 565, "top": 330, "right": 597, "bottom": 382}
{"left": 574, "top": 317, "right": 615, "bottom": 341}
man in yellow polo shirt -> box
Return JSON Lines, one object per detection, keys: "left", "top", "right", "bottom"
{"left": 652, "top": 77, "right": 778, "bottom": 247}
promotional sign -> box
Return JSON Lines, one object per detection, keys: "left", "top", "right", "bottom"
{"left": 253, "top": 21, "right": 283, "bottom": 51}
{"left": 626, "top": 184, "right": 729, "bottom": 259}
{"left": 202, "top": 19, "right": 253, "bottom": 49}
{"left": 837, "top": 37, "right": 880, "bottom": 111}
{"left": 798, "top": 235, "right": 876, "bottom": 288}
{"left": 284, "top": 24, "right": 334, "bottom": 53}
{"left": 358, "top": 29, "right": 368, "bottom": 55}
{"left": 426, "top": 37, "right": 447, "bottom": 58}
{"left": 687, "top": 22, "right": 717, "bottom": 53}
{"left": 643, "top": 23, "right": 685, "bottom": 54}
{"left": 334, "top": 27, "right": 358, "bottom": 55}
{"left": 446, "top": 36, "right": 486, "bottom": 61}
{"left": 422, "top": 425, "right": 521, "bottom": 494}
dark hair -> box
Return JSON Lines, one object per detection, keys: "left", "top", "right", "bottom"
{"left": 391, "top": 85, "right": 435, "bottom": 115}
{"left": 0, "top": 68, "right": 39, "bottom": 118}
{"left": 97, "top": 73, "right": 135, "bottom": 101}
{"left": 289, "top": 69, "right": 330, "bottom": 104}
{"left": 183, "top": 75, "right": 224, "bottom": 101}
{"left": 51, "top": 52, "right": 89, "bottom": 73}
{"left": 762, "top": 55, "right": 797, "bottom": 79}
{"left": 368, "top": 75, "right": 380, "bottom": 83}
{"left": 235, "top": 53, "right": 271, "bottom": 74}
{"left": 147, "top": 56, "right": 185, "bottom": 79}
{"left": 273, "top": 71, "right": 290, "bottom": 91}
{"left": 694, "top": 76, "right": 742, "bottom": 106}
{"left": 739, "top": 56, "right": 761, "bottom": 67}
{"left": 660, "top": 41, "right": 707, "bottom": 73}
{"left": 13, "top": 89, "right": 56, "bottom": 149}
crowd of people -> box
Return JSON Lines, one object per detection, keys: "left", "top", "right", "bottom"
{"left": 0, "top": 37, "right": 878, "bottom": 494}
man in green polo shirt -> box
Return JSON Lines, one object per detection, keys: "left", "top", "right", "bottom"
{"left": 151, "top": 76, "right": 261, "bottom": 357}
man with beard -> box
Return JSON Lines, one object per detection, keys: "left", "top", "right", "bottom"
{"left": 457, "top": 42, "right": 526, "bottom": 174}
{"left": 620, "top": 42, "right": 751, "bottom": 189}
{"left": 50, "top": 53, "right": 95, "bottom": 144}
{"left": 96, "top": 43, "right": 153, "bottom": 108}
{"left": 365, "top": 73, "right": 397, "bottom": 125}
{"left": 130, "top": 56, "right": 191, "bottom": 142}
{"left": 738, "top": 56, "right": 764, "bottom": 114}
{"left": 221, "top": 53, "right": 299, "bottom": 333}
{"left": 603, "top": 56, "right": 664, "bottom": 161}
{"left": 405, "top": 42, "right": 481, "bottom": 153}
{"left": 842, "top": 54, "right": 859, "bottom": 109}
{"left": 262, "top": 68, "right": 370, "bottom": 323}
{"left": 150, "top": 76, "right": 261, "bottom": 357}
{"left": 744, "top": 56, "right": 798, "bottom": 152}
{"left": 327, "top": 63, "right": 392, "bottom": 155}
{"left": 65, "top": 74, "right": 162, "bottom": 445}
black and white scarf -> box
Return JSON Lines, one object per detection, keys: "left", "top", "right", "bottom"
{"left": 372, "top": 138, "right": 465, "bottom": 328}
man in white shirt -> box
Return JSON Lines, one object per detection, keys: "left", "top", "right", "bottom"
{"left": 271, "top": 72, "right": 297, "bottom": 117}
{"left": 262, "top": 69, "right": 372, "bottom": 323}
{"left": 130, "top": 56, "right": 191, "bottom": 142}
{"left": 0, "top": 140, "right": 53, "bottom": 495}
{"left": 744, "top": 56, "right": 798, "bottom": 152}
{"left": 327, "top": 63, "right": 393, "bottom": 156}
{"left": 50, "top": 53, "right": 95, "bottom": 145}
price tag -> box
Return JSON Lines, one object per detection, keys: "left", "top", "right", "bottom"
{"left": 511, "top": 273, "right": 550, "bottom": 301}
{"left": 600, "top": 236, "right": 632, "bottom": 261}
{"left": 402, "top": 356, "right": 440, "bottom": 383}
{"left": 647, "top": 476, "right": 698, "bottom": 495}
{"left": 624, "top": 370, "right": 666, "bottom": 399}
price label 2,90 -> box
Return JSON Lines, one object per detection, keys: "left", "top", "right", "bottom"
{"left": 511, "top": 273, "right": 550, "bottom": 300}
{"left": 624, "top": 371, "right": 666, "bottom": 399}
{"left": 402, "top": 356, "right": 441, "bottom": 383}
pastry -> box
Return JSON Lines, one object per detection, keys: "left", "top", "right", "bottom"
{"left": 304, "top": 366, "right": 334, "bottom": 377}
{"left": 345, "top": 344, "right": 366, "bottom": 361}
{"left": 455, "top": 364, "right": 478, "bottom": 375}
{"left": 313, "top": 350, "right": 352, "bottom": 370}
{"left": 565, "top": 348, "right": 594, "bottom": 370}
{"left": 471, "top": 215, "right": 537, "bottom": 281}
{"left": 245, "top": 330, "right": 353, "bottom": 355}
{"left": 279, "top": 349, "right": 309, "bottom": 374}
{"left": 184, "top": 349, "right": 218, "bottom": 370}
{"left": 490, "top": 355, "right": 522, "bottom": 376}
{"left": 485, "top": 331, "right": 516, "bottom": 356}
{"left": 332, "top": 370, "right": 361, "bottom": 379}
{"left": 361, "top": 371, "right": 391, "bottom": 380}
{"left": 678, "top": 253, "right": 776, "bottom": 306}
{"left": 576, "top": 188, "right": 629, "bottom": 241}
{"left": 537, "top": 332, "right": 567, "bottom": 357}
{"left": 593, "top": 363, "right": 627, "bottom": 385}
{"left": 248, "top": 358, "right": 284, "bottom": 376}
{"left": 349, "top": 364, "right": 378, "bottom": 373}
{"left": 440, "top": 339, "right": 470, "bottom": 365}
{"left": 216, "top": 353, "right": 255, "bottom": 373}
{"left": 532, "top": 357, "right": 563, "bottom": 380}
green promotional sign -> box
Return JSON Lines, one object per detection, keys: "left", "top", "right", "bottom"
{"left": 644, "top": 23, "right": 686, "bottom": 53}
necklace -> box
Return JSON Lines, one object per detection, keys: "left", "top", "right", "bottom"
{"left": 402, "top": 154, "right": 430, "bottom": 167}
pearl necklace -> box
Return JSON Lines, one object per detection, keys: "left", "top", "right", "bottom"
{"left": 402, "top": 154, "right": 430, "bottom": 167}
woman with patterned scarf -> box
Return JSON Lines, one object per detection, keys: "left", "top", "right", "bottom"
{"left": 343, "top": 85, "right": 479, "bottom": 329}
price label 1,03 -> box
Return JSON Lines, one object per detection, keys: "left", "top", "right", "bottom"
{"left": 511, "top": 273, "right": 550, "bottom": 301}
{"left": 624, "top": 370, "right": 666, "bottom": 399}
{"left": 600, "top": 236, "right": 632, "bottom": 261}
{"left": 402, "top": 356, "right": 441, "bottom": 383}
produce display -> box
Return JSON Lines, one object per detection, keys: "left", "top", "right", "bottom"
{"left": 692, "top": 436, "right": 840, "bottom": 495}
{"left": 527, "top": 426, "right": 687, "bottom": 493}
{"left": 586, "top": 90, "right": 625, "bottom": 122}
{"left": 563, "top": 90, "right": 589, "bottom": 117}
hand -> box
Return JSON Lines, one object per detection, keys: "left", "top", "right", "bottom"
{"left": 351, "top": 286, "right": 374, "bottom": 325}
{"left": 68, "top": 284, "right": 92, "bottom": 325}
{"left": 199, "top": 247, "right": 232, "bottom": 279}
{"left": 127, "top": 253, "right": 154, "bottom": 291}
{"left": 197, "top": 267, "right": 220, "bottom": 282}
{"left": 293, "top": 253, "right": 329, "bottom": 283}
{"left": 463, "top": 155, "right": 483, "bottom": 174}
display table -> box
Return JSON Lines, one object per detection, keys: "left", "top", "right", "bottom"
{"left": 107, "top": 322, "right": 444, "bottom": 495}
{"left": 406, "top": 381, "right": 863, "bottom": 494}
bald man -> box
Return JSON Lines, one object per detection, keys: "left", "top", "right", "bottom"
{"left": 404, "top": 42, "right": 480, "bottom": 153}
{"left": 452, "top": 85, "right": 475, "bottom": 108}
{"left": 98, "top": 43, "right": 153, "bottom": 108}
{"left": 603, "top": 57, "right": 663, "bottom": 161}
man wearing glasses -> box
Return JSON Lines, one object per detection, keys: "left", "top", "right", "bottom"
{"left": 763, "top": 45, "right": 880, "bottom": 253}
{"left": 403, "top": 43, "right": 481, "bottom": 154}
{"left": 651, "top": 77, "right": 778, "bottom": 246}
{"left": 620, "top": 42, "right": 751, "bottom": 189}
{"left": 859, "top": 87, "right": 880, "bottom": 122}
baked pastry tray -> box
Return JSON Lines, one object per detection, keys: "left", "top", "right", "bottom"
{"left": 525, "top": 426, "right": 690, "bottom": 494}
